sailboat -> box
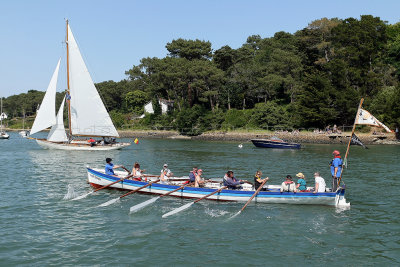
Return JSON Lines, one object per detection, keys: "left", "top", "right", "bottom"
{"left": 29, "top": 20, "right": 130, "bottom": 150}
{"left": 19, "top": 109, "right": 29, "bottom": 138}
{"left": 0, "top": 97, "right": 10, "bottom": 139}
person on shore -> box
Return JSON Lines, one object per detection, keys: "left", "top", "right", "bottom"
{"left": 313, "top": 172, "right": 326, "bottom": 193}
{"left": 254, "top": 170, "right": 269, "bottom": 191}
{"left": 330, "top": 150, "right": 343, "bottom": 192}
{"left": 223, "top": 170, "right": 244, "bottom": 190}
{"left": 132, "top": 162, "right": 146, "bottom": 179}
{"left": 296, "top": 173, "right": 308, "bottom": 192}
{"left": 160, "top": 163, "right": 173, "bottom": 183}
{"left": 195, "top": 169, "right": 206, "bottom": 187}
{"left": 189, "top": 167, "right": 198, "bottom": 183}
{"left": 280, "top": 175, "right": 296, "bottom": 192}
{"left": 105, "top": 158, "right": 123, "bottom": 176}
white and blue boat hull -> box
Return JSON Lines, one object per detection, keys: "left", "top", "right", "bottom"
{"left": 87, "top": 168, "right": 349, "bottom": 207}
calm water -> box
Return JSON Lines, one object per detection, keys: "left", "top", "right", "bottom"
{"left": 0, "top": 132, "right": 399, "bottom": 266}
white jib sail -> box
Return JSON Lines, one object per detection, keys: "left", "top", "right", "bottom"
{"left": 30, "top": 59, "right": 61, "bottom": 135}
{"left": 47, "top": 97, "right": 68, "bottom": 142}
{"left": 67, "top": 25, "right": 119, "bottom": 137}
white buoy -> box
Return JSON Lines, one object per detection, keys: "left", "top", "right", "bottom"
{"left": 238, "top": 144, "right": 243, "bottom": 148}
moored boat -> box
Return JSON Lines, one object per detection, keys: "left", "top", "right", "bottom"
{"left": 251, "top": 137, "right": 301, "bottom": 149}
{"left": 87, "top": 168, "right": 349, "bottom": 206}
{"left": 0, "top": 98, "right": 9, "bottom": 139}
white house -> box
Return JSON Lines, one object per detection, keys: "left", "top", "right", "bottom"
{"left": 140, "top": 99, "right": 173, "bottom": 118}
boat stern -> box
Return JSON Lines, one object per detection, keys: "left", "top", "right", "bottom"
{"left": 335, "top": 185, "right": 350, "bottom": 207}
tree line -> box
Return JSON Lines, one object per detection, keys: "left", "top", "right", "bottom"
{"left": 3, "top": 15, "right": 400, "bottom": 134}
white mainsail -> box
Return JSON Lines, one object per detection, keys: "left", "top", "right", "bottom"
{"left": 47, "top": 97, "right": 68, "bottom": 142}
{"left": 30, "top": 59, "right": 61, "bottom": 135}
{"left": 67, "top": 25, "right": 119, "bottom": 137}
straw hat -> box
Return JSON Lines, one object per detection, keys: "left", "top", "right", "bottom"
{"left": 296, "top": 172, "right": 304, "bottom": 178}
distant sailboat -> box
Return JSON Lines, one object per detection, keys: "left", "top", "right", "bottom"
{"left": 29, "top": 20, "right": 130, "bottom": 150}
{"left": 0, "top": 97, "right": 9, "bottom": 139}
{"left": 19, "top": 109, "right": 29, "bottom": 138}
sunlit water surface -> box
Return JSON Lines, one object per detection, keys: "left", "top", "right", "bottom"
{"left": 0, "top": 132, "right": 399, "bottom": 266}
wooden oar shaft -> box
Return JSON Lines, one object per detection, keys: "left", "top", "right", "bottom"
{"left": 121, "top": 166, "right": 131, "bottom": 174}
{"left": 160, "top": 182, "right": 194, "bottom": 198}
{"left": 119, "top": 179, "right": 160, "bottom": 199}
{"left": 194, "top": 186, "right": 227, "bottom": 203}
{"left": 240, "top": 179, "right": 268, "bottom": 212}
{"left": 93, "top": 175, "right": 132, "bottom": 192}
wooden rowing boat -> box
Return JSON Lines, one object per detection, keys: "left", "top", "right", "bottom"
{"left": 87, "top": 168, "right": 350, "bottom": 207}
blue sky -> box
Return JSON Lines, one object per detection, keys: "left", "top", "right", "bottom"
{"left": 1, "top": 0, "right": 399, "bottom": 97}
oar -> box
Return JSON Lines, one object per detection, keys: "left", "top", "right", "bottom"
{"left": 98, "top": 179, "right": 160, "bottom": 207}
{"left": 121, "top": 166, "right": 131, "bottom": 174}
{"left": 231, "top": 178, "right": 268, "bottom": 218}
{"left": 129, "top": 182, "right": 194, "bottom": 213}
{"left": 162, "top": 186, "right": 227, "bottom": 218}
{"left": 71, "top": 174, "right": 133, "bottom": 201}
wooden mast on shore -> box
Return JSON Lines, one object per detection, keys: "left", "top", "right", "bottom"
{"left": 338, "top": 98, "right": 364, "bottom": 187}
{"left": 66, "top": 19, "right": 72, "bottom": 138}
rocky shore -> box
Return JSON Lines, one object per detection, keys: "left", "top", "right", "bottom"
{"left": 118, "top": 130, "right": 399, "bottom": 145}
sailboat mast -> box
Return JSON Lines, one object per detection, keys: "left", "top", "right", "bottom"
{"left": 66, "top": 20, "right": 72, "bottom": 137}
{"left": 22, "top": 109, "right": 25, "bottom": 130}
{"left": 337, "top": 98, "right": 364, "bottom": 186}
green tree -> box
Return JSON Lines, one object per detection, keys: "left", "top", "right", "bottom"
{"left": 125, "top": 90, "right": 148, "bottom": 114}
{"left": 166, "top": 39, "right": 212, "bottom": 60}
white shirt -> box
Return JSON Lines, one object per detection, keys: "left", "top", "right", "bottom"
{"left": 161, "top": 168, "right": 171, "bottom": 176}
{"left": 315, "top": 176, "right": 326, "bottom": 192}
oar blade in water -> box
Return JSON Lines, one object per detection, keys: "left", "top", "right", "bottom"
{"left": 129, "top": 197, "right": 160, "bottom": 214}
{"left": 98, "top": 197, "right": 120, "bottom": 207}
{"left": 71, "top": 191, "right": 92, "bottom": 201}
{"left": 229, "top": 210, "right": 241, "bottom": 219}
{"left": 162, "top": 202, "right": 194, "bottom": 218}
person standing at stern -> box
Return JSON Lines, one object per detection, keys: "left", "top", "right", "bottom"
{"left": 330, "top": 150, "right": 343, "bottom": 192}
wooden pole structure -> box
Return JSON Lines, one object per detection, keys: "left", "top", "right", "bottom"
{"left": 337, "top": 98, "right": 364, "bottom": 187}
{"left": 66, "top": 20, "right": 72, "bottom": 137}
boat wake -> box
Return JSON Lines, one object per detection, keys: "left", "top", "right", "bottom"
{"left": 63, "top": 184, "right": 79, "bottom": 200}
{"left": 204, "top": 208, "right": 230, "bottom": 218}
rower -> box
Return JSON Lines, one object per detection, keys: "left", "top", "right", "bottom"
{"left": 160, "top": 163, "right": 173, "bottom": 183}
{"left": 195, "top": 169, "right": 206, "bottom": 187}
{"left": 254, "top": 170, "right": 269, "bottom": 191}
{"left": 189, "top": 167, "right": 198, "bottom": 184}
{"left": 223, "top": 170, "right": 245, "bottom": 190}
{"left": 131, "top": 162, "right": 145, "bottom": 181}
{"left": 280, "top": 175, "right": 296, "bottom": 192}
{"left": 105, "top": 158, "right": 123, "bottom": 176}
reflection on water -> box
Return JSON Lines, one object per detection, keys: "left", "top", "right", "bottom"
{"left": 0, "top": 132, "right": 399, "bottom": 265}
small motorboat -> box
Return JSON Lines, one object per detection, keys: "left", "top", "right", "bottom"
{"left": 251, "top": 137, "right": 301, "bottom": 149}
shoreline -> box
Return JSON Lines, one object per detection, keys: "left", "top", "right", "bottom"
{"left": 117, "top": 130, "right": 399, "bottom": 145}
{"left": 6, "top": 128, "right": 398, "bottom": 145}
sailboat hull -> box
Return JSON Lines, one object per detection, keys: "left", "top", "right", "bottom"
{"left": 35, "top": 139, "right": 130, "bottom": 151}
{"left": 0, "top": 133, "right": 9, "bottom": 139}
